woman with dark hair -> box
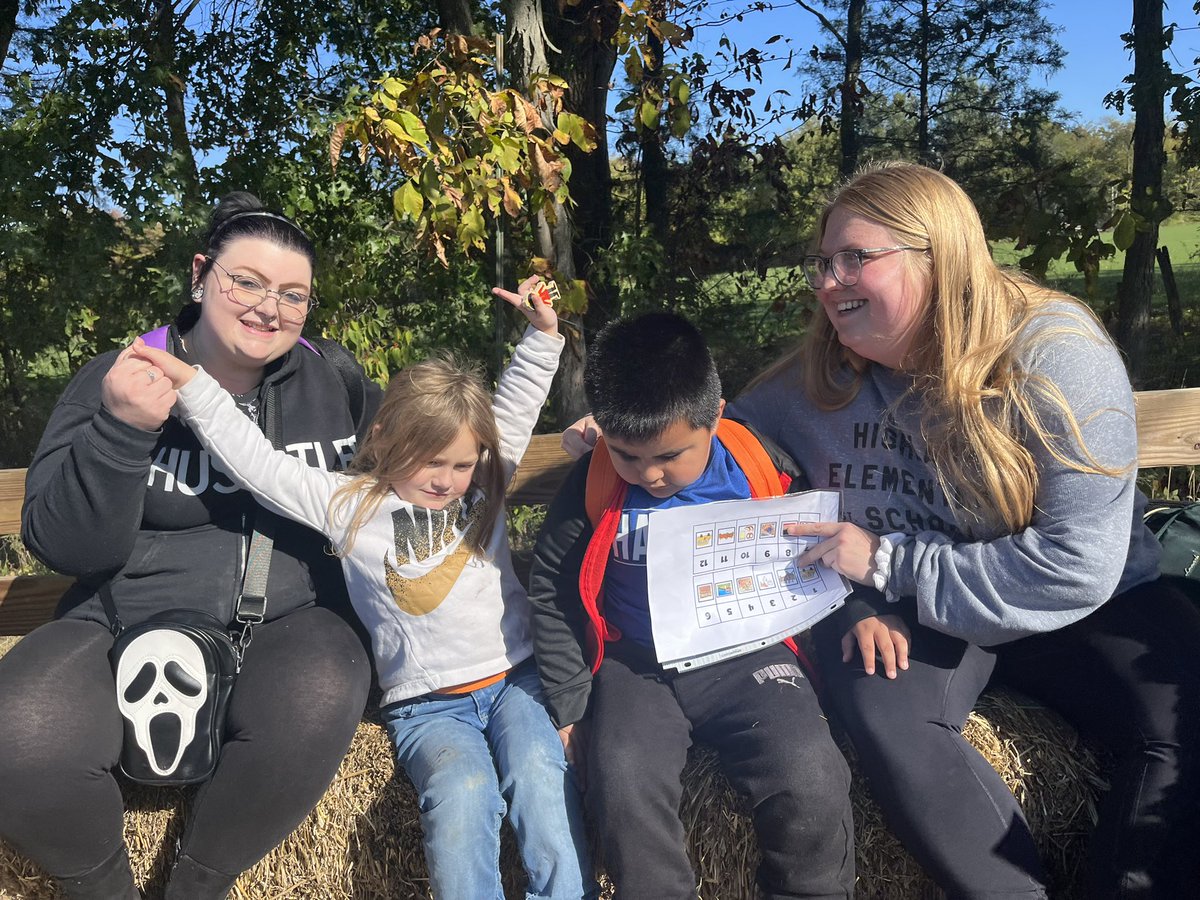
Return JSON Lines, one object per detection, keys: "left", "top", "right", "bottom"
{"left": 0, "top": 193, "right": 381, "bottom": 899}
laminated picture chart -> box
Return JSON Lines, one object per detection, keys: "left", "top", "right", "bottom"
{"left": 646, "top": 490, "right": 850, "bottom": 671}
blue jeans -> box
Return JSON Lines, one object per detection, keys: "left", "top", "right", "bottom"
{"left": 381, "top": 659, "right": 596, "bottom": 900}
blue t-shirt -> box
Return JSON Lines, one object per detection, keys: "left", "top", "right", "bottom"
{"left": 603, "top": 437, "right": 752, "bottom": 648}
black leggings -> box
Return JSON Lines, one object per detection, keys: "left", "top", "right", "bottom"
{"left": 0, "top": 606, "right": 371, "bottom": 900}
{"left": 814, "top": 576, "right": 1200, "bottom": 899}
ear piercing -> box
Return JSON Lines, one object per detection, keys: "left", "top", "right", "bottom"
{"left": 191, "top": 287, "right": 203, "bottom": 302}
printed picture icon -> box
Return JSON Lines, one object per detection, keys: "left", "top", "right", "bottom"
{"left": 782, "top": 521, "right": 798, "bottom": 533}
{"left": 736, "top": 576, "right": 755, "bottom": 594}
{"left": 738, "top": 524, "right": 756, "bottom": 541}
{"left": 716, "top": 581, "right": 734, "bottom": 598}
{"left": 696, "top": 583, "right": 714, "bottom": 602}
{"left": 781, "top": 568, "right": 799, "bottom": 585}
{"left": 759, "top": 521, "right": 777, "bottom": 538}
{"left": 757, "top": 573, "right": 776, "bottom": 590}
{"left": 695, "top": 529, "right": 713, "bottom": 549}
{"left": 799, "top": 564, "right": 819, "bottom": 582}
{"left": 717, "top": 527, "right": 736, "bottom": 544}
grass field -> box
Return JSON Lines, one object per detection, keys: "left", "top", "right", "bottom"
{"left": 990, "top": 217, "right": 1200, "bottom": 390}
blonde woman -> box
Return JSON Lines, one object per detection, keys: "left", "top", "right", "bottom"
{"left": 726, "top": 162, "right": 1200, "bottom": 897}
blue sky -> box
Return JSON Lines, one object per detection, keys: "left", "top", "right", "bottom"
{"left": 1046, "top": 0, "right": 1134, "bottom": 123}
{"left": 696, "top": 0, "right": 1147, "bottom": 129}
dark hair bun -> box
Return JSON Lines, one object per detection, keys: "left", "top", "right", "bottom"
{"left": 207, "top": 192, "right": 265, "bottom": 241}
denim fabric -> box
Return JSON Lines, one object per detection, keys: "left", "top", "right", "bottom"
{"left": 382, "top": 659, "right": 596, "bottom": 899}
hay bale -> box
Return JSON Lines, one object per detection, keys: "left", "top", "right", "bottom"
{"left": 0, "top": 633, "right": 1104, "bottom": 899}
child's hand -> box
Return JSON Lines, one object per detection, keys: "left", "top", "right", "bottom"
{"left": 127, "top": 337, "right": 197, "bottom": 389}
{"left": 787, "top": 520, "right": 881, "bottom": 585}
{"left": 561, "top": 414, "right": 600, "bottom": 460}
{"left": 558, "top": 721, "right": 588, "bottom": 791}
{"left": 842, "top": 614, "right": 911, "bottom": 679}
{"left": 492, "top": 275, "right": 560, "bottom": 336}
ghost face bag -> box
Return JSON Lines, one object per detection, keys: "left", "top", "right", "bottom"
{"left": 110, "top": 609, "right": 239, "bottom": 785}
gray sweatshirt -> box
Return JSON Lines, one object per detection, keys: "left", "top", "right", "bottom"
{"left": 727, "top": 302, "right": 1161, "bottom": 646}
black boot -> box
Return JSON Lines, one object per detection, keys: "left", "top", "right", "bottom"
{"left": 163, "top": 853, "right": 237, "bottom": 900}
{"left": 57, "top": 846, "right": 139, "bottom": 900}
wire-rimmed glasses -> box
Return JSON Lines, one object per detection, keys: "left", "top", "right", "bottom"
{"left": 801, "top": 246, "right": 928, "bottom": 290}
{"left": 206, "top": 257, "right": 318, "bottom": 324}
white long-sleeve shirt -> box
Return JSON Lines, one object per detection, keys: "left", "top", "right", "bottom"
{"left": 175, "top": 327, "right": 564, "bottom": 705}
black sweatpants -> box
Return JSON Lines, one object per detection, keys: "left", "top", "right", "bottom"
{"left": 586, "top": 640, "right": 855, "bottom": 900}
{"left": 0, "top": 606, "right": 371, "bottom": 900}
{"left": 814, "top": 576, "right": 1200, "bottom": 899}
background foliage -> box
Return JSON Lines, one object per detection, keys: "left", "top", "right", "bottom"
{"left": 4, "top": 0, "right": 1200, "bottom": 468}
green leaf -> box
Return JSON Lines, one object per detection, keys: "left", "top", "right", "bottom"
{"left": 625, "top": 52, "right": 644, "bottom": 84}
{"left": 457, "top": 205, "right": 486, "bottom": 248}
{"left": 397, "top": 110, "right": 429, "bottom": 147}
{"left": 1113, "top": 212, "right": 1137, "bottom": 251}
{"left": 670, "top": 76, "right": 690, "bottom": 105}
{"left": 393, "top": 181, "right": 423, "bottom": 220}
{"left": 640, "top": 100, "right": 660, "bottom": 130}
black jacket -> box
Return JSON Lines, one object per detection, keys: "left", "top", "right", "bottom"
{"left": 22, "top": 325, "right": 381, "bottom": 630}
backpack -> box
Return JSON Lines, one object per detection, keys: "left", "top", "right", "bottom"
{"left": 1144, "top": 501, "right": 1200, "bottom": 580}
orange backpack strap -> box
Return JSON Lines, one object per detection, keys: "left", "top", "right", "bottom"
{"left": 585, "top": 438, "right": 627, "bottom": 528}
{"left": 715, "top": 419, "right": 784, "bottom": 499}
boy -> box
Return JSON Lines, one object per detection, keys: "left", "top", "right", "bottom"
{"left": 528, "top": 312, "right": 855, "bottom": 899}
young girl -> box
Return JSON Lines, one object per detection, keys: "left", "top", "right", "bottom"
{"left": 133, "top": 276, "right": 596, "bottom": 900}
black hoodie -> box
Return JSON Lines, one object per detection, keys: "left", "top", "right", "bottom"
{"left": 22, "top": 324, "right": 381, "bottom": 630}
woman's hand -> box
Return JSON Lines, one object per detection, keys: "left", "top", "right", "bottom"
{"left": 101, "top": 340, "right": 179, "bottom": 431}
{"left": 562, "top": 414, "right": 600, "bottom": 459}
{"left": 127, "top": 338, "right": 198, "bottom": 389}
{"left": 492, "top": 275, "right": 559, "bottom": 336}
{"left": 788, "top": 520, "right": 882, "bottom": 585}
{"left": 843, "top": 614, "right": 911, "bottom": 679}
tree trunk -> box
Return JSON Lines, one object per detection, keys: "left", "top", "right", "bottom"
{"left": 1115, "top": 0, "right": 1168, "bottom": 383}
{"left": 640, "top": 3, "right": 670, "bottom": 247}
{"left": 0, "top": 0, "right": 17, "bottom": 71}
{"left": 839, "top": 0, "right": 865, "bottom": 178}
{"left": 917, "top": 0, "right": 931, "bottom": 162}
{"left": 505, "top": 0, "right": 618, "bottom": 424}
{"left": 147, "top": 0, "right": 201, "bottom": 201}
{"left": 1156, "top": 245, "right": 1183, "bottom": 337}
{"left": 436, "top": 0, "right": 479, "bottom": 35}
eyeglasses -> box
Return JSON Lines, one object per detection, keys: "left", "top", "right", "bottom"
{"left": 206, "top": 257, "right": 318, "bottom": 324}
{"left": 801, "top": 246, "right": 929, "bottom": 290}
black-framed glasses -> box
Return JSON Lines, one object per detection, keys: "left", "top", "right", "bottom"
{"left": 206, "top": 257, "right": 318, "bottom": 324}
{"left": 801, "top": 246, "right": 929, "bottom": 289}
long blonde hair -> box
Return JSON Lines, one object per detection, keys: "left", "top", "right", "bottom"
{"left": 796, "top": 161, "right": 1126, "bottom": 535}
{"left": 330, "top": 354, "right": 505, "bottom": 556}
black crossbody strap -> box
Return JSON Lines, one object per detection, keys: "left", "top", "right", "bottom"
{"left": 234, "top": 382, "right": 283, "bottom": 650}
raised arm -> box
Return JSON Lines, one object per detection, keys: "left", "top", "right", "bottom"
{"left": 490, "top": 275, "right": 564, "bottom": 473}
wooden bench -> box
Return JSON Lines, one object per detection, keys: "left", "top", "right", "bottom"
{"left": 2, "top": 390, "right": 1199, "bottom": 898}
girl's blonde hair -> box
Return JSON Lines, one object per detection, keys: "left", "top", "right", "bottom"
{"left": 330, "top": 354, "right": 505, "bottom": 556}
{"left": 790, "top": 161, "right": 1125, "bottom": 535}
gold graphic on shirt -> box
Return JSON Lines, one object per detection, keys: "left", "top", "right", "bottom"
{"left": 384, "top": 498, "right": 489, "bottom": 616}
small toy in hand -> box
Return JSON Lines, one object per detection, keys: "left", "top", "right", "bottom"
{"left": 524, "top": 280, "right": 560, "bottom": 310}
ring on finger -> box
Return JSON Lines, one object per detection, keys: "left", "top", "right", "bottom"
{"left": 147, "top": 370, "right": 157, "bottom": 384}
